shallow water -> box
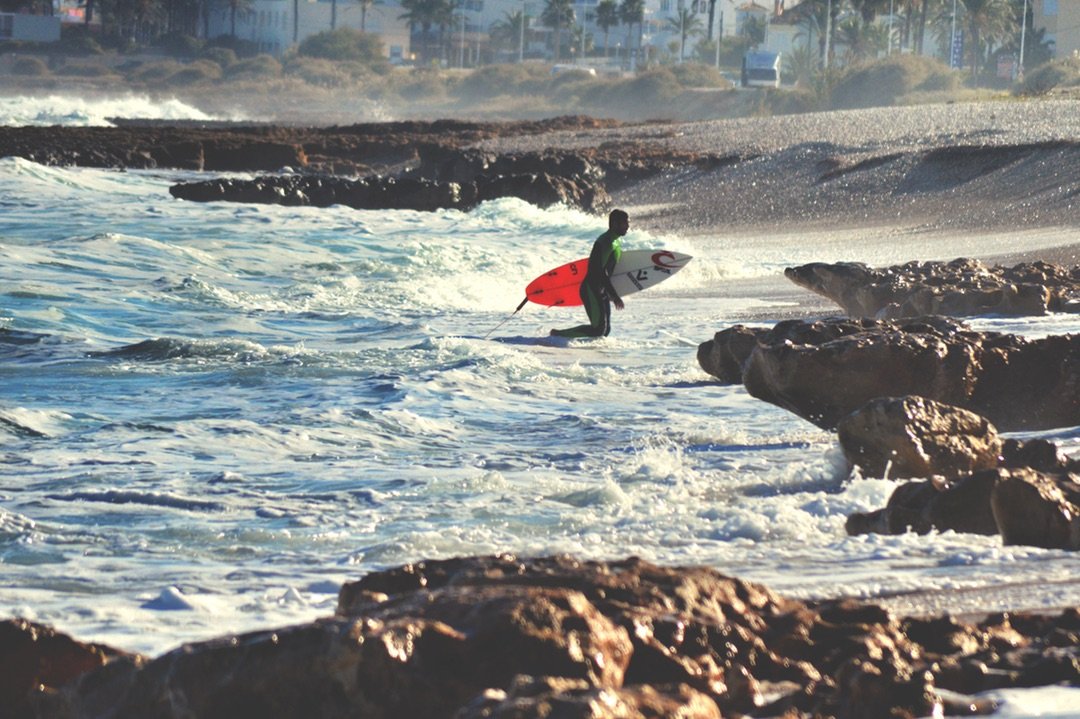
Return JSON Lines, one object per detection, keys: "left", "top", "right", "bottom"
{"left": 1, "top": 98, "right": 1079, "bottom": 675}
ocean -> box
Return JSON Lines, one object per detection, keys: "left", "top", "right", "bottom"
{"left": 2, "top": 92, "right": 1079, "bottom": 715}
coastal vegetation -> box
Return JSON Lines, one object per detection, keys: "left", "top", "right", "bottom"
{"left": 0, "top": 7, "right": 1077, "bottom": 122}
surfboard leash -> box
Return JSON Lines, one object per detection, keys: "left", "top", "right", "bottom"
{"left": 482, "top": 297, "right": 529, "bottom": 340}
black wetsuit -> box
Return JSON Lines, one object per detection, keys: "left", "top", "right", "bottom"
{"left": 551, "top": 229, "right": 622, "bottom": 338}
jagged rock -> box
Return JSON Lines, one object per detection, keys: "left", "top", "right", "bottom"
{"left": 837, "top": 396, "right": 1003, "bottom": 480}
{"left": 991, "top": 469, "right": 1080, "bottom": 550}
{"left": 18, "top": 555, "right": 1080, "bottom": 718}
{"left": 785, "top": 258, "right": 1080, "bottom": 318}
{"left": 696, "top": 317, "right": 956, "bottom": 386}
{"left": 455, "top": 676, "right": 723, "bottom": 718}
{"left": 726, "top": 317, "right": 1079, "bottom": 431}
{"left": 169, "top": 172, "right": 610, "bottom": 214}
{"left": 695, "top": 324, "right": 764, "bottom": 384}
{"left": 845, "top": 470, "right": 1001, "bottom": 536}
{"left": 0, "top": 619, "right": 134, "bottom": 718}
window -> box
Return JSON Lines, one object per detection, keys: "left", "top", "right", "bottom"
{"left": 0, "top": 14, "right": 12, "bottom": 39}
{"left": 1043, "top": 0, "right": 1058, "bottom": 15}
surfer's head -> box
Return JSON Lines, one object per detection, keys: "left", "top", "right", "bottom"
{"left": 608, "top": 209, "right": 629, "bottom": 236}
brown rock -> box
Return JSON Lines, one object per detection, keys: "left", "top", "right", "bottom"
{"left": 846, "top": 471, "right": 1001, "bottom": 537}
{"left": 735, "top": 318, "right": 1078, "bottom": 431}
{"left": 455, "top": 676, "right": 722, "bottom": 718}
{"left": 785, "top": 258, "right": 1080, "bottom": 318}
{"left": 991, "top": 469, "right": 1080, "bottom": 550}
{"left": 837, "top": 396, "right": 1003, "bottom": 480}
{"left": 0, "top": 619, "right": 132, "bottom": 718}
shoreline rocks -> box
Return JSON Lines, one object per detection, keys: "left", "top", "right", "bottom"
{"left": 168, "top": 171, "right": 613, "bottom": 214}
{"left": 697, "top": 316, "right": 1080, "bottom": 432}
{"left": 785, "top": 258, "right": 1080, "bottom": 319}
{"left": 12, "top": 554, "right": 1080, "bottom": 718}
{"left": 837, "top": 396, "right": 1080, "bottom": 550}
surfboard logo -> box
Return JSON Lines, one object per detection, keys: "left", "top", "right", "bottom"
{"left": 651, "top": 251, "right": 682, "bottom": 273}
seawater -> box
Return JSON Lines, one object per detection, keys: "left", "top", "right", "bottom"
{"left": 2, "top": 96, "right": 1080, "bottom": 706}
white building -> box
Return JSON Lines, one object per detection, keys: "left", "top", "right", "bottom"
{"left": 0, "top": 12, "right": 62, "bottom": 43}
{"left": 207, "top": 0, "right": 410, "bottom": 59}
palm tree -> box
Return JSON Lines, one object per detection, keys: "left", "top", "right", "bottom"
{"left": 490, "top": 9, "right": 528, "bottom": 58}
{"left": 836, "top": 15, "right": 890, "bottom": 61}
{"left": 959, "top": 0, "right": 1012, "bottom": 77}
{"left": 542, "top": 0, "right": 575, "bottom": 62}
{"left": 596, "top": 0, "right": 619, "bottom": 57}
{"left": 399, "top": 0, "right": 453, "bottom": 64}
{"left": 619, "top": 0, "right": 644, "bottom": 67}
{"left": 666, "top": 4, "right": 702, "bottom": 62}
{"left": 356, "top": 0, "right": 374, "bottom": 31}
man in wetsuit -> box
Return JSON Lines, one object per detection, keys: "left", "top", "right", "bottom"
{"left": 551, "top": 209, "right": 629, "bottom": 338}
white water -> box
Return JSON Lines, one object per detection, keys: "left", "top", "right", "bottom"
{"left": 1, "top": 96, "right": 1079, "bottom": 717}
{"left": 0, "top": 93, "right": 234, "bottom": 127}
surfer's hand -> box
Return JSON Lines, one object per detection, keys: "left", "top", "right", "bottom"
{"left": 613, "top": 298, "right": 625, "bottom": 310}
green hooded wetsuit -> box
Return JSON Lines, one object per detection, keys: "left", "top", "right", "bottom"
{"left": 550, "top": 229, "right": 623, "bottom": 338}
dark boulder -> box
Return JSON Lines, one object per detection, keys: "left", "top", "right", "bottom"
{"left": 991, "top": 469, "right": 1080, "bottom": 550}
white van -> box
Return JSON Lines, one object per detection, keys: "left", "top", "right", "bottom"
{"left": 741, "top": 51, "right": 781, "bottom": 88}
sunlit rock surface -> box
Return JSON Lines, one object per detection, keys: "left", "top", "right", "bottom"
{"left": 698, "top": 316, "right": 1079, "bottom": 432}
{"left": 18, "top": 555, "right": 1080, "bottom": 718}
{"left": 785, "top": 258, "right": 1080, "bottom": 318}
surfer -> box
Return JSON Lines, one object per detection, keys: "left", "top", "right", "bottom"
{"left": 550, "top": 209, "right": 629, "bottom": 338}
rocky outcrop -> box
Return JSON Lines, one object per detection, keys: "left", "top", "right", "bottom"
{"left": 0, "top": 619, "right": 136, "bottom": 718}
{"left": 785, "top": 258, "right": 1080, "bottom": 318}
{"left": 168, "top": 171, "right": 612, "bottom": 213}
{"left": 839, "top": 396, "right": 1080, "bottom": 547}
{"left": 845, "top": 469, "right": 1003, "bottom": 537}
{"left": 837, "top": 396, "right": 1003, "bottom": 480}
{"left": 698, "top": 316, "right": 1080, "bottom": 432}
{"left": 992, "top": 469, "right": 1080, "bottom": 550}
{"left": 20, "top": 554, "right": 1080, "bottom": 718}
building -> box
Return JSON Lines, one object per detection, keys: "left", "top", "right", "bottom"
{"left": 207, "top": 0, "right": 410, "bottom": 59}
{"left": 1032, "top": 0, "right": 1080, "bottom": 58}
{"left": 0, "top": 11, "right": 61, "bottom": 42}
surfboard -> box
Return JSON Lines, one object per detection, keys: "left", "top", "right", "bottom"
{"left": 525, "top": 250, "right": 692, "bottom": 307}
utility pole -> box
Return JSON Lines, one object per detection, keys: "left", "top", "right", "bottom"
{"left": 1018, "top": 0, "right": 1028, "bottom": 79}
{"left": 519, "top": 1, "right": 526, "bottom": 63}
{"left": 888, "top": 0, "right": 894, "bottom": 54}
{"left": 824, "top": 0, "right": 832, "bottom": 70}
{"left": 715, "top": 9, "right": 722, "bottom": 68}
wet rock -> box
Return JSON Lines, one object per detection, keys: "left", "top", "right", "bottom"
{"left": 696, "top": 316, "right": 952, "bottom": 386}
{"left": 169, "top": 172, "right": 610, "bottom": 214}
{"left": 695, "top": 324, "right": 764, "bottom": 384}
{"left": 725, "top": 317, "right": 1078, "bottom": 431}
{"left": 837, "top": 396, "right": 1003, "bottom": 480}
{"left": 0, "top": 618, "right": 134, "bottom": 718}
{"left": 785, "top": 257, "right": 1080, "bottom": 319}
{"left": 991, "top": 468, "right": 1080, "bottom": 550}
{"left": 845, "top": 470, "right": 1002, "bottom": 537}
{"left": 19, "top": 555, "right": 1080, "bottom": 718}
{"left": 455, "top": 676, "right": 723, "bottom": 718}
